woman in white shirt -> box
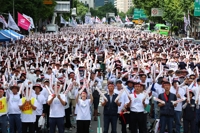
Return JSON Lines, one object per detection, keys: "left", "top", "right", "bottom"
{"left": 76, "top": 89, "right": 93, "bottom": 133}
{"left": 47, "top": 85, "right": 66, "bottom": 133}
{"left": 129, "top": 82, "right": 149, "bottom": 133}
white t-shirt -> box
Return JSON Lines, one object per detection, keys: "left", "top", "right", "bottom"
{"left": 8, "top": 93, "right": 21, "bottom": 114}
{"left": 18, "top": 97, "right": 38, "bottom": 122}
{"left": 170, "top": 86, "right": 185, "bottom": 111}
{"left": 114, "top": 89, "right": 129, "bottom": 113}
{"left": 76, "top": 99, "right": 91, "bottom": 120}
{"left": 48, "top": 94, "right": 66, "bottom": 118}
{"left": 33, "top": 93, "right": 46, "bottom": 115}
{"left": 154, "top": 83, "right": 165, "bottom": 98}
{"left": 130, "top": 93, "right": 149, "bottom": 112}
{"left": 40, "top": 87, "right": 49, "bottom": 101}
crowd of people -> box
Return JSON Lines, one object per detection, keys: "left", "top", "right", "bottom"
{"left": 0, "top": 24, "right": 200, "bottom": 133}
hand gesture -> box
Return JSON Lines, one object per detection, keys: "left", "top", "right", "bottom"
{"left": 57, "top": 94, "right": 61, "bottom": 99}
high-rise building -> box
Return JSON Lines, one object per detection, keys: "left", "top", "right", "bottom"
{"left": 114, "top": 0, "right": 133, "bottom": 13}
{"left": 78, "top": 0, "right": 94, "bottom": 8}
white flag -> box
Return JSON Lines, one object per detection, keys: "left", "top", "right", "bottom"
{"left": 184, "top": 13, "right": 188, "bottom": 31}
{"left": 60, "top": 16, "right": 67, "bottom": 24}
{"left": 8, "top": 13, "right": 20, "bottom": 31}
{"left": 0, "top": 15, "right": 8, "bottom": 29}
{"left": 95, "top": 16, "right": 101, "bottom": 23}
{"left": 102, "top": 17, "right": 106, "bottom": 23}
{"left": 125, "top": 16, "right": 130, "bottom": 22}
{"left": 23, "top": 14, "right": 35, "bottom": 29}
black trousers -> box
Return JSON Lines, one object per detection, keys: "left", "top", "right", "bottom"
{"left": 183, "top": 119, "right": 195, "bottom": 133}
{"left": 130, "top": 111, "right": 146, "bottom": 133}
{"left": 119, "top": 113, "right": 128, "bottom": 133}
{"left": 22, "top": 122, "right": 35, "bottom": 133}
{"left": 77, "top": 120, "right": 90, "bottom": 133}
{"left": 65, "top": 108, "right": 72, "bottom": 128}
{"left": 46, "top": 105, "right": 50, "bottom": 128}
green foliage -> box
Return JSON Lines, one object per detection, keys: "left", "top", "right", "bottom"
{"left": 126, "top": 6, "right": 134, "bottom": 16}
{"left": 172, "top": 26, "right": 179, "bottom": 32}
{"left": 0, "top": 0, "right": 56, "bottom": 22}
{"left": 132, "top": 0, "right": 194, "bottom": 23}
{"left": 77, "top": 1, "right": 89, "bottom": 20}
{"left": 90, "top": 3, "right": 117, "bottom": 19}
{"left": 160, "top": 0, "right": 184, "bottom": 23}
{"left": 118, "top": 12, "right": 126, "bottom": 20}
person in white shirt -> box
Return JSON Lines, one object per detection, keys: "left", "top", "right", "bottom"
{"left": 18, "top": 87, "right": 38, "bottom": 133}
{"left": 40, "top": 79, "right": 50, "bottom": 129}
{"left": 44, "top": 67, "right": 56, "bottom": 83}
{"left": 129, "top": 82, "right": 149, "bottom": 133}
{"left": 114, "top": 80, "right": 130, "bottom": 133}
{"left": 47, "top": 85, "right": 66, "bottom": 133}
{"left": 7, "top": 84, "right": 22, "bottom": 133}
{"left": 32, "top": 84, "right": 46, "bottom": 133}
{"left": 76, "top": 89, "right": 93, "bottom": 133}
{"left": 170, "top": 79, "right": 185, "bottom": 133}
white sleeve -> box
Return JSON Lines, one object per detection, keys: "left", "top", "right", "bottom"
{"left": 18, "top": 99, "right": 23, "bottom": 106}
{"left": 123, "top": 92, "right": 130, "bottom": 104}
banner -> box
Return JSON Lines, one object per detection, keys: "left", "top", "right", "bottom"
{"left": 18, "top": 13, "right": 31, "bottom": 30}
{"left": 23, "top": 14, "right": 35, "bottom": 29}
{"left": 125, "top": 16, "right": 130, "bottom": 22}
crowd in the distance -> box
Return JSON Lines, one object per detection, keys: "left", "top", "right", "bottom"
{"left": 0, "top": 25, "right": 200, "bottom": 133}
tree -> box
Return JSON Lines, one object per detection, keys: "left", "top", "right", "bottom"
{"left": 0, "top": 0, "right": 56, "bottom": 23}
{"left": 90, "top": 3, "right": 117, "bottom": 19}
{"left": 132, "top": 0, "right": 194, "bottom": 23}
{"left": 160, "top": 0, "right": 183, "bottom": 24}
{"left": 77, "top": 1, "right": 89, "bottom": 20}
{"left": 118, "top": 12, "right": 126, "bottom": 20}
{"left": 126, "top": 6, "right": 134, "bottom": 17}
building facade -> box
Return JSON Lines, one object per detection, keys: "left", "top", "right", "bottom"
{"left": 114, "top": 0, "right": 133, "bottom": 13}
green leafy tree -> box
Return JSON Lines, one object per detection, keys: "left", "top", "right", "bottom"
{"left": 90, "top": 3, "right": 117, "bottom": 19}
{"left": 118, "top": 12, "right": 126, "bottom": 20}
{"left": 0, "top": 0, "right": 56, "bottom": 22}
{"left": 132, "top": 0, "right": 194, "bottom": 23}
{"left": 160, "top": 0, "right": 183, "bottom": 24}
{"left": 77, "top": 1, "right": 89, "bottom": 20}
{"left": 126, "top": 6, "right": 134, "bottom": 17}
